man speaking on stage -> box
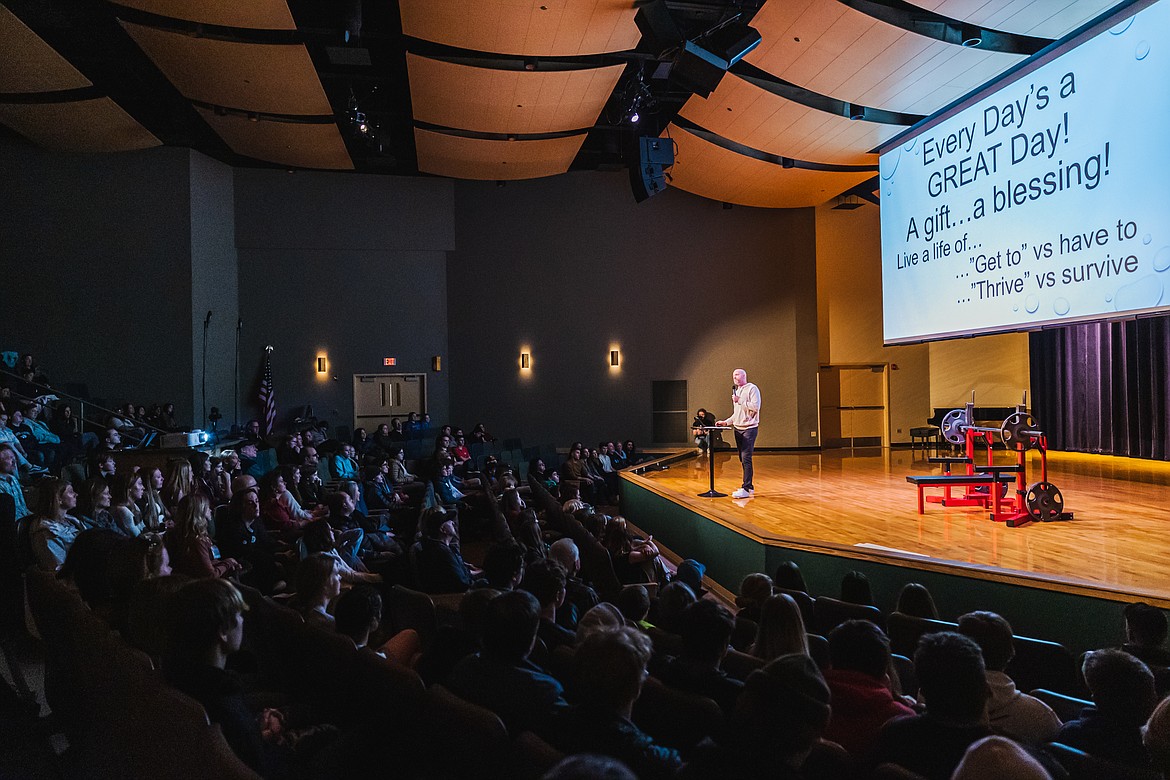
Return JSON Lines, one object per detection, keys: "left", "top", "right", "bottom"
{"left": 717, "top": 368, "right": 760, "bottom": 499}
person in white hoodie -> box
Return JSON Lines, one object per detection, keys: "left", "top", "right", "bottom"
{"left": 716, "top": 368, "right": 761, "bottom": 499}
{"left": 957, "top": 610, "right": 1062, "bottom": 744}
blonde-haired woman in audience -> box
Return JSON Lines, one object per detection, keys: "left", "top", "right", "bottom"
{"left": 139, "top": 466, "right": 166, "bottom": 531}
{"left": 29, "top": 479, "right": 87, "bottom": 571}
{"left": 110, "top": 472, "right": 147, "bottom": 537}
{"left": 292, "top": 552, "right": 342, "bottom": 629}
{"left": 168, "top": 493, "right": 241, "bottom": 579}
{"left": 749, "top": 593, "right": 809, "bottom": 661}
{"left": 161, "top": 458, "right": 194, "bottom": 513}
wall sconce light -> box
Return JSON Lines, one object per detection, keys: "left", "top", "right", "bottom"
{"left": 521, "top": 352, "right": 531, "bottom": 369}
{"left": 610, "top": 350, "right": 620, "bottom": 367}
{"left": 316, "top": 356, "right": 327, "bottom": 373}
{"left": 432, "top": 356, "right": 442, "bottom": 372}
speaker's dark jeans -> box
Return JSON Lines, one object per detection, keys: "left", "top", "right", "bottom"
{"left": 734, "top": 426, "right": 758, "bottom": 490}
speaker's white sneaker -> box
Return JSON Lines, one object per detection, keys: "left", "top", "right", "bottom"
{"left": 731, "top": 487, "right": 753, "bottom": 499}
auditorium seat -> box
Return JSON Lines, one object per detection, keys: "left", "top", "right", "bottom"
{"left": 891, "top": 653, "right": 918, "bottom": 699}
{"left": 813, "top": 596, "right": 884, "bottom": 635}
{"left": 1044, "top": 742, "right": 1162, "bottom": 780}
{"left": 1030, "top": 688, "right": 1091, "bottom": 723}
{"left": 512, "top": 730, "right": 564, "bottom": 780}
{"left": 886, "top": 611, "right": 959, "bottom": 657}
{"left": 873, "top": 763, "right": 930, "bottom": 780}
{"left": 420, "top": 685, "right": 511, "bottom": 779}
{"left": 807, "top": 633, "right": 831, "bottom": 670}
{"left": 386, "top": 585, "right": 438, "bottom": 649}
{"left": 632, "top": 676, "right": 722, "bottom": 754}
{"left": 1006, "top": 635, "right": 1079, "bottom": 695}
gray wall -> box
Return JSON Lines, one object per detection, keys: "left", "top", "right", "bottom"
{"left": 0, "top": 138, "right": 195, "bottom": 422}
{"left": 233, "top": 169, "right": 455, "bottom": 431}
{"left": 189, "top": 153, "right": 239, "bottom": 430}
{"left": 448, "top": 172, "right": 820, "bottom": 448}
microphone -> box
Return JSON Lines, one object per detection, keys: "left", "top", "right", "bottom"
{"left": 204, "top": 310, "right": 213, "bottom": 327}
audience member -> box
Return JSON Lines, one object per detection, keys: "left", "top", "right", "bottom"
{"left": 0, "top": 444, "right": 29, "bottom": 519}
{"left": 140, "top": 466, "right": 166, "bottom": 531}
{"left": 576, "top": 603, "right": 627, "bottom": 644}
{"left": 522, "top": 558, "right": 576, "bottom": 653}
{"left": 447, "top": 590, "right": 568, "bottom": 734}
{"left": 411, "top": 507, "right": 474, "bottom": 594}
{"left": 749, "top": 593, "right": 809, "bottom": 662}
{"left": 76, "top": 477, "right": 116, "bottom": 533}
{"left": 1121, "top": 602, "right": 1170, "bottom": 667}
{"left": 773, "top": 560, "right": 809, "bottom": 594}
{"left": 0, "top": 410, "right": 37, "bottom": 472}
{"left": 652, "top": 581, "right": 697, "bottom": 635}
{"left": 291, "top": 552, "right": 342, "bottom": 629}
{"left": 217, "top": 485, "right": 281, "bottom": 593}
{"left": 163, "top": 579, "right": 267, "bottom": 774}
{"left": 957, "top": 611, "right": 1061, "bottom": 744}
{"left": 549, "top": 538, "right": 600, "bottom": 631}
{"left": 616, "top": 585, "right": 652, "bottom": 630}
{"left": 548, "top": 627, "right": 682, "bottom": 779}
{"left": 654, "top": 600, "right": 743, "bottom": 715}
{"left": 1143, "top": 694, "right": 1170, "bottom": 777}
{"left": 823, "top": 619, "right": 914, "bottom": 757}
{"left": 1056, "top": 648, "right": 1156, "bottom": 768}
{"left": 333, "top": 584, "right": 420, "bottom": 667}
{"left": 841, "top": 570, "right": 875, "bottom": 606}
{"left": 30, "top": 479, "right": 87, "bottom": 571}
{"left": 167, "top": 494, "right": 241, "bottom": 580}
{"left": 682, "top": 654, "right": 832, "bottom": 780}
{"left": 479, "top": 539, "right": 526, "bottom": 591}
{"left": 951, "top": 735, "right": 1052, "bottom": 780}
{"left": 872, "top": 632, "right": 991, "bottom": 779}
{"left": 110, "top": 472, "right": 147, "bottom": 537}
{"left": 895, "top": 582, "right": 940, "bottom": 619}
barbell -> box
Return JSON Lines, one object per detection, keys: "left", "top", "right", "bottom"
{"left": 938, "top": 409, "right": 1045, "bottom": 450}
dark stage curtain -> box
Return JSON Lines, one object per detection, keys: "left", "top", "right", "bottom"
{"left": 1030, "top": 316, "right": 1170, "bottom": 459}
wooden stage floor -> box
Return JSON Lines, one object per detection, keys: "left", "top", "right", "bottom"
{"left": 629, "top": 448, "right": 1170, "bottom": 605}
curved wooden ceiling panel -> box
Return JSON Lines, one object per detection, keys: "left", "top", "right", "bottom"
{"left": 664, "top": 124, "right": 874, "bottom": 208}
{"left": 0, "top": 98, "right": 160, "bottom": 152}
{"left": 415, "top": 128, "right": 586, "bottom": 180}
{"left": 927, "top": 0, "right": 1123, "bottom": 40}
{"left": 745, "top": 0, "right": 1024, "bottom": 116}
{"left": 0, "top": 6, "right": 92, "bottom": 93}
{"left": 196, "top": 108, "right": 352, "bottom": 170}
{"left": 407, "top": 54, "right": 624, "bottom": 134}
{"left": 122, "top": 22, "right": 330, "bottom": 115}
{"left": 679, "top": 75, "right": 898, "bottom": 165}
{"left": 114, "top": 0, "right": 296, "bottom": 30}
{"left": 399, "top": 0, "right": 640, "bottom": 56}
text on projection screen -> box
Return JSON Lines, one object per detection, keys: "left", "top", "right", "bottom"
{"left": 879, "top": 0, "right": 1170, "bottom": 344}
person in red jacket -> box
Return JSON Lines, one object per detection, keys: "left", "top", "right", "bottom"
{"left": 823, "top": 619, "right": 914, "bottom": 757}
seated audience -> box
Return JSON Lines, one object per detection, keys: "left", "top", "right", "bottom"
{"left": 957, "top": 610, "right": 1061, "bottom": 743}
{"left": 1144, "top": 694, "right": 1170, "bottom": 777}
{"left": 1120, "top": 602, "right": 1170, "bottom": 668}
{"left": 161, "top": 458, "right": 194, "bottom": 513}
{"left": 30, "top": 479, "right": 87, "bottom": 571}
{"left": 682, "top": 653, "right": 832, "bottom": 780}
{"left": 951, "top": 735, "right": 1052, "bottom": 780}
{"left": 77, "top": 477, "right": 116, "bottom": 533}
{"left": 749, "top": 593, "right": 810, "bottom": 662}
{"left": 522, "top": 558, "right": 576, "bottom": 653}
{"left": 447, "top": 590, "right": 568, "bottom": 734}
{"left": 603, "top": 516, "right": 665, "bottom": 586}
{"left": 410, "top": 507, "right": 474, "bottom": 594}
{"left": 386, "top": 447, "right": 424, "bottom": 497}
{"left": 333, "top": 585, "right": 420, "bottom": 666}
{"left": 162, "top": 578, "right": 267, "bottom": 774}
{"left": 895, "top": 582, "right": 940, "bottom": 619}
{"left": 616, "top": 585, "right": 652, "bottom": 630}
{"left": 735, "top": 572, "right": 774, "bottom": 625}
{"left": 674, "top": 559, "right": 708, "bottom": 598}
{"left": 480, "top": 539, "right": 526, "bottom": 591}
{"left": 654, "top": 600, "right": 743, "bottom": 716}
{"left": 217, "top": 485, "right": 281, "bottom": 593}
{"left": 822, "top": 619, "right": 914, "bottom": 757}
{"left": 872, "top": 631, "right": 991, "bottom": 780}
{"left": 773, "top": 560, "right": 809, "bottom": 594}
{"left": 0, "top": 444, "right": 29, "bottom": 519}
{"left": 1056, "top": 648, "right": 1157, "bottom": 768}
{"left": 167, "top": 494, "right": 241, "bottom": 580}
{"left": 652, "top": 581, "right": 697, "bottom": 636}
{"left": 291, "top": 552, "right": 342, "bottom": 629}
{"left": 110, "top": 472, "right": 147, "bottom": 537}
{"left": 139, "top": 466, "right": 166, "bottom": 532}
{"left": 0, "top": 410, "right": 37, "bottom": 472}
{"left": 547, "top": 627, "right": 682, "bottom": 779}
{"left": 260, "top": 469, "right": 313, "bottom": 536}
{"left": 329, "top": 443, "right": 358, "bottom": 480}
{"left": 549, "top": 538, "right": 600, "bottom": 631}
{"left": 840, "top": 570, "right": 875, "bottom": 606}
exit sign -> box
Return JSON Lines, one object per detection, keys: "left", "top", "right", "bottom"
{"left": 383, "top": 357, "right": 397, "bottom": 366}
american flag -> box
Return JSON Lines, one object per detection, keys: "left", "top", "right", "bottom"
{"left": 259, "top": 346, "right": 276, "bottom": 435}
